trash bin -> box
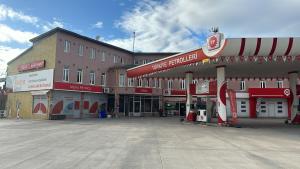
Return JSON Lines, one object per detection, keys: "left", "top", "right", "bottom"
{"left": 100, "top": 111, "right": 107, "bottom": 118}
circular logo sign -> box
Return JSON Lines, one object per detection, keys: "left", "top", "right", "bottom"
{"left": 284, "top": 89, "right": 290, "bottom": 96}
{"left": 209, "top": 36, "right": 218, "bottom": 48}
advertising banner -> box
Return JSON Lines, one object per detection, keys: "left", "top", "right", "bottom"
{"left": 196, "top": 80, "right": 217, "bottom": 95}
{"left": 227, "top": 89, "right": 238, "bottom": 124}
{"left": 6, "top": 69, "right": 54, "bottom": 92}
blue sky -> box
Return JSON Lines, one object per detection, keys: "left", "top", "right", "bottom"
{"left": 0, "top": 0, "right": 139, "bottom": 49}
{"left": 1, "top": 0, "right": 300, "bottom": 80}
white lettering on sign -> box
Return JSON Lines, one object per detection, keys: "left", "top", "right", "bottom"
{"left": 18, "top": 60, "right": 45, "bottom": 72}
{"left": 151, "top": 53, "right": 198, "bottom": 71}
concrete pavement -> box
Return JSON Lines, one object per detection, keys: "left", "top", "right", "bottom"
{"left": 0, "top": 117, "right": 300, "bottom": 169}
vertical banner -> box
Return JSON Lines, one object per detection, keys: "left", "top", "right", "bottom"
{"left": 227, "top": 89, "right": 238, "bottom": 124}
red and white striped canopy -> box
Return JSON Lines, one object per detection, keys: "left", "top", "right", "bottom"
{"left": 127, "top": 36, "right": 300, "bottom": 78}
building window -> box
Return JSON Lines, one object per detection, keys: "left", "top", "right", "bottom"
{"left": 153, "top": 78, "right": 158, "bottom": 88}
{"left": 78, "top": 45, "right": 84, "bottom": 56}
{"left": 114, "top": 56, "right": 117, "bottom": 63}
{"left": 128, "top": 78, "right": 134, "bottom": 87}
{"left": 119, "top": 73, "right": 125, "bottom": 87}
{"left": 89, "top": 48, "right": 96, "bottom": 59}
{"left": 145, "top": 79, "right": 149, "bottom": 87}
{"left": 64, "top": 40, "right": 71, "bottom": 53}
{"left": 63, "top": 67, "right": 69, "bottom": 82}
{"left": 89, "top": 71, "right": 95, "bottom": 85}
{"left": 100, "top": 73, "right": 106, "bottom": 86}
{"left": 134, "top": 59, "right": 139, "bottom": 65}
{"left": 143, "top": 59, "right": 147, "bottom": 64}
{"left": 192, "top": 79, "right": 198, "bottom": 84}
{"left": 102, "top": 51, "right": 106, "bottom": 62}
{"left": 240, "top": 80, "right": 245, "bottom": 91}
{"left": 138, "top": 78, "right": 142, "bottom": 87}
{"left": 277, "top": 81, "right": 283, "bottom": 88}
{"left": 180, "top": 79, "right": 186, "bottom": 90}
{"left": 76, "top": 69, "right": 83, "bottom": 83}
{"left": 260, "top": 81, "right": 266, "bottom": 88}
{"left": 120, "top": 57, "right": 124, "bottom": 64}
{"left": 168, "top": 80, "right": 173, "bottom": 89}
{"left": 158, "top": 79, "right": 162, "bottom": 88}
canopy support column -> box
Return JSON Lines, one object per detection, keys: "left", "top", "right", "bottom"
{"left": 217, "top": 66, "right": 227, "bottom": 124}
{"left": 186, "top": 72, "right": 193, "bottom": 118}
{"left": 288, "top": 71, "right": 300, "bottom": 124}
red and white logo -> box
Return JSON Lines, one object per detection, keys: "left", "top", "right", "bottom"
{"left": 284, "top": 89, "right": 290, "bottom": 96}
{"left": 207, "top": 33, "right": 221, "bottom": 51}
{"left": 209, "top": 36, "right": 218, "bottom": 48}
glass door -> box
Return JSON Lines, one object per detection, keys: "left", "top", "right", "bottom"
{"left": 133, "top": 96, "right": 141, "bottom": 116}
{"left": 134, "top": 101, "right": 141, "bottom": 113}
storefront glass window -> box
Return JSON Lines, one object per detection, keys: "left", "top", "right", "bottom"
{"left": 152, "top": 98, "right": 159, "bottom": 112}
{"left": 144, "top": 97, "right": 151, "bottom": 112}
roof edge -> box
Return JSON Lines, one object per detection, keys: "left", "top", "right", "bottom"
{"left": 7, "top": 47, "right": 33, "bottom": 65}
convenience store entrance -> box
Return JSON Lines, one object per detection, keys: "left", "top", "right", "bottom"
{"left": 119, "top": 95, "right": 161, "bottom": 117}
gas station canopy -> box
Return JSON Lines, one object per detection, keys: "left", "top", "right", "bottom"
{"left": 127, "top": 35, "right": 300, "bottom": 79}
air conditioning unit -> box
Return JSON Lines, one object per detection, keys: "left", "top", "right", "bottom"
{"left": 103, "top": 88, "right": 110, "bottom": 93}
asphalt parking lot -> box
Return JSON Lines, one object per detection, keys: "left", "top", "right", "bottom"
{"left": 0, "top": 117, "right": 300, "bottom": 169}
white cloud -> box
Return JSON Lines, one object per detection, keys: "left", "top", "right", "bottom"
{"left": 0, "top": 4, "right": 38, "bottom": 25}
{"left": 42, "top": 18, "right": 64, "bottom": 31}
{"left": 93, "top": 21, "right": 103, "bottom": 29}
{"left": 0, "top": 24, "right": 38, "bottom": 44}
{"left": 107, "top": 0, "right": 300, "bottom": 52}
{"left": 0, "top": 46, "right": 26, "bottom": 77}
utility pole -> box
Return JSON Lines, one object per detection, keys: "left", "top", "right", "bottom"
{"left": 132, "top": 31, "right": 135, "bottom": 52}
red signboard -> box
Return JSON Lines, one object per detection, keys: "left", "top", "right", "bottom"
{"left": 171, "top": 90, "right": 186, "bottom": 95}
{"left": 135, "top": 87, "right": 153, "bottom": 94}
{"left": 127, "top": 49, "right": 208, "bottom": 77}
{"left": 227, "top": 89, "right": 237, "bottom": 124}
{"left": 18, "top": 60, "right": 45, "bottom": 72}
{"left": 54, "top": 82, "right": 103, "bottom": 93}
{"left": 248, "top": 88, "right": 291, "bottom": 98}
